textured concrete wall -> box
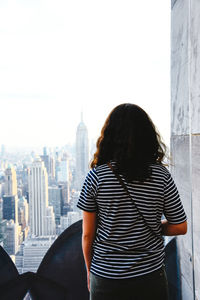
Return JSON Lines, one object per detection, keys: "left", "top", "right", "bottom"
{"left": 171, "top": 0, "right": 200, "bottom": 299}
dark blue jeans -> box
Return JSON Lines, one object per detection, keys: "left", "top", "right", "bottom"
{"left": 90, "top": 266, "right": 169, "bottom": 300}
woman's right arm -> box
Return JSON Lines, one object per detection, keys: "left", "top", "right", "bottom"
{"left": 161, "top": 219, "right": 187, "bottom": 236}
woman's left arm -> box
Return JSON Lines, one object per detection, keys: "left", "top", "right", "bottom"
{"left": 82, "top": 211, "right": 97, "bottom": 291}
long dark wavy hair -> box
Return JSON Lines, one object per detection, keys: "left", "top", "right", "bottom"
{"left": 90, "top": 103, "right": 167, "bottom": 182}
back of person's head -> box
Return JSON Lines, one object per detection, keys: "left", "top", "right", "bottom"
{"left": 91, "top": 103, "right": 167, "bottom": 182}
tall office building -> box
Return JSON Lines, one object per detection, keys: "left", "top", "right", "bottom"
{"left": 3, "top": 195, "right": 18, "bottom": 222}
{"left": 4, "top": 165, "right": 17, "bottom": 197}
{"left": 40, "top": 155, "right": 50, "bottom": 175}
{"left": 3, "top": 220, "right": 19, "bottom": 255}
{"left": 75, "top": 113, "right": 89, "bottom": 190}
{"left": 28, "top": 157, "right": 56, "bottom": 237}
{"left": 57, "top": 153, "right": 69, "bottom": 183}
{"left": 3, "top": 166, "right": 18, "bottom": 223}
{"left": 18, "top": 197, "right": 29, "bottom": 230}
{"left": 49, "top": 156, "right": 55, "bottom": 181}
{"left": 41, "top": 148, "right": 55, "bottom": 183}
{"left": 57, "top": 152, "right": 70, "bottom": 209}
{"left": 48, "top": 186, "right": 62, "bottom": 225}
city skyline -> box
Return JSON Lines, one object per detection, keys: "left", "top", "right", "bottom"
{"left": 0, "top": 118, "right": 85, "bottom": 268}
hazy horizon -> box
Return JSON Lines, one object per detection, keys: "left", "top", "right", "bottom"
{"left": 0, "top": 0, "right": 170, "bottom": 148}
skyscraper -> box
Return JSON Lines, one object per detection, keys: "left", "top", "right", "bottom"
{"left": 49, "top": 156, "right": 55, "bottom": 182}
{"left": 3, "top": 220, "right": 19, "bottom": 255}
{"left": 18, "top": 196, "right": 29, "bottom": 230}
{"left": 48, "top": 186, "right": 62, "bottom": 225}
{"left": 3, "top": 166, "right": 18, "bottom": 223}
{"left": 57, "top": 153, "right": 69, "bottom": 183}
{"left": 3, "top": 196, "right": 18, "bottom": 222}
{"left": 56, "top": 152, "right": 70, "bottom": 209}
{"left": 75, "top": 113, "right": 89, "bottom": 190}
{"left": 28, "top": 157, "right": 55, "bottom": 236}
{"left": 4, "top": 165, "right": 17, "bottom": 196}
{"left": 41, "top": 148, "right": 56, "bottom": 183}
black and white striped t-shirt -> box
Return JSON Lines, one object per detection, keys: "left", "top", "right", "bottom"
{"left": 77, "top": 163, "right": 187, "bottom": 279}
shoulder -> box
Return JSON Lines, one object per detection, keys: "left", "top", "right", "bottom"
{"left": 85, "top": 165, "right": 111, "bottom": 185}
{"left": 150, "top": 163, "right": 170, "bottom": 176}
{"left": 90, "top": 164, "right": 115, "bottom": 184}
{"left": 93, "top": 164, "right": 110, "bottom": 176}
{"left": 150, "top": 164, "right": 171, "bottom": 183}
{"left": 85, "top": 168, "right": 99, "bottom": 186}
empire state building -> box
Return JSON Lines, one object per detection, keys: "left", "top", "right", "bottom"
{"left": 75, "top": 113, "right": 89, "bottom": 190}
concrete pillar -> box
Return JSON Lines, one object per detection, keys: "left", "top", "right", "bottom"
{"left": 171, "top": 0, "right": 200, "bottom": 299}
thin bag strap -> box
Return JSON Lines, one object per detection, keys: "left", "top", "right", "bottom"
{"left": 107, "top": 162, "right": 162, "bottom": 241}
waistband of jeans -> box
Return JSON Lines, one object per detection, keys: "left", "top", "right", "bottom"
{"left": 135, "top": 265, "right": 165, "bottom": 281}
{"left": 90, "top": 265, "right": 165, "bottom": 282}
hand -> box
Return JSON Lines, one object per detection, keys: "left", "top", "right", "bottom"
{"left": 87, "top": 270, "right": 90, "bottom": 292}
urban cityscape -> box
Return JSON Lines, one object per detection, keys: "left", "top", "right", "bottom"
{"left": 0, "top": 115, "right": 90, "bottom": 274}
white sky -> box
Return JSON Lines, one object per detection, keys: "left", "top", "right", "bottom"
{"left": 0, "top": 0, "right": 170, "bottom": 149}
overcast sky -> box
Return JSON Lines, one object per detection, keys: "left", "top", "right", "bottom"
{"left": 0, "top": 0, "right": 170, "bottom": 149}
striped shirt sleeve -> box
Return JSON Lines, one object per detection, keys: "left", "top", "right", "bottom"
{"left": 164, "top": 173, "right": 187, "bottom": 224}
{"left": 77, "top": 168, "right": 98, "bottom": 212}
